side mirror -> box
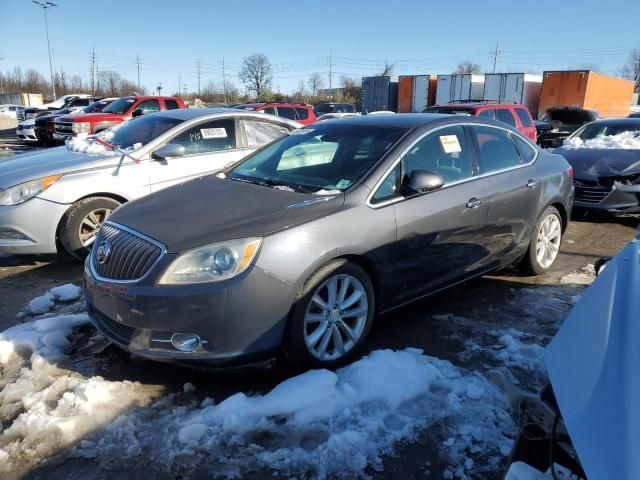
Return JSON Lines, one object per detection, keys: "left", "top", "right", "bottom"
{"left": 402, "top": 170, "right": 444, "bottom": 196}
{"left": 131, "top": 108, "right": 144, "bottom": 118}
{"left": 153, "top": 144, "right": 185, "bottom": 160}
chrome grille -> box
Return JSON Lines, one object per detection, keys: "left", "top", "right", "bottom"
{"left": 92, "top": 223, "right": 163, "bottom": 281}
{"left": 574, "top": 180, "right": 613, "bottom": 204}
{"left": 55, "top": 121, "right": 73, "bottom": 135}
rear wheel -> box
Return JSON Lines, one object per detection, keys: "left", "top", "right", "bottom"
{"left": 58, "top": 197, "right": 121, "bottom": 259}
{"left": 519, "top": 206, "right": 563, "bottom": 275}
{"left": 285, "top": 259, "right": 375, "bottom": 369}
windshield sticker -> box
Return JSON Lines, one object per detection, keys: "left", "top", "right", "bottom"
{"left": 336, "top": 179, "right": 351, "bottom": 189}
{"left": 439, "top": 135, "right": 462, "bottom": 153}
{"left": 290, "top": 128, "right": 315, "bottom": 135}
{"left": 200, "top": 127, "right": 228, "bottom": 139}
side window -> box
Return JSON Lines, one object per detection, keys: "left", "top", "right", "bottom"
{"left": 164, "top": 99, "right": 180, "bottom": 110}
{"left": 401, "top": 126, "right": 473, "bottom": 184}
{"left": 277, "top": 107, "right": 296, "bottom": 120}
{"left": 515, "top": 108, "right": 534, "bottom": 128}
{"left": 169, "top": 119, "right": 236, "bottom": 155}
{"left": 240, "top": 120, "right": 289, "bottom": 148}
{"left": 263, "top": 107, "right": 276, "bottom": 115}
{"left": 495, "top": 108, "right": 517, "bottom": 128}
{"left": 512, "top": 134, "right": 537, "bottom": 163}
{"left": 371, "top": 164, "right": 401, "bottom": 204}
{"left": 136, "top": 99, "right": 161, "bottom": 114}
{"left": 295, "top": 107, "right": 309, "bottom": 120}
{"left": 478, "top": 109, "right": 495, "bottom": 119}
{"left": 471, "top": 126, "right": 522, "bottom": 174}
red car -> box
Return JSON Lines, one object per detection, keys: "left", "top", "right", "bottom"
{"left": 54, "top": 96, "right": 186, "bottom": 140}
{"left": 424, "top": 103, "right": 537, "bottom": 142}
{"left": 233, "top": 102, "right": 316, "bottom": 125}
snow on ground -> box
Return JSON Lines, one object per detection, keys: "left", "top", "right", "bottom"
{"left": 1, "top": 285, "right": 515, "bottom": 479}
{"left": 26, "top": 283, "right": 82, "bottom": 315}
{"left": 505, "top": 461, "right": 575, "bottom": 479}
{"left": 563, "top": 130, "right": 640, "bottom": 149}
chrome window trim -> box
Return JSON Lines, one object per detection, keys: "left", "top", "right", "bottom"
{"left": 366, "top": 122, "right": 539, "bottom": 209}
{"left": 89, "top": 221, "right": 167, "bottom": 284}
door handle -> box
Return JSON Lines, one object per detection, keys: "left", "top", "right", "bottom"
{"left": 466, "top": 198, "right": 483, "bottom": 209}
{"left": 526, "top": 179, "right": 538, "bottom": 189}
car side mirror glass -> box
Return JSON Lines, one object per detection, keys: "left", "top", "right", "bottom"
{"left": 402, "top": 170, "right": 444, "bottom": 196}
{"left": 131, "top": 108, "right": 144, "bottom": 118}
{"left": 153, "top": 144, "right": 185, "bottom": 160}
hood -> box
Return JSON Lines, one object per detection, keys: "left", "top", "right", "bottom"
{"left": 64, "top": 112, "right": 126, "bottom": 123}
{"left": 0, "top": 147, "right": 116, "bottom": 188}
{"left": 109, "top": 175, "right": 345, "bottom": 252}
{"left": 545, "top": 237, "right": 640, "bottom": 480}
{"left": 554, "top": 148, "right": 640, "bottom": 180}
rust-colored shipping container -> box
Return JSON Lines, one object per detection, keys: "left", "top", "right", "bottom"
{"left": 397, "top": 75, "right": 436, "bottom": 113}
{"left": 539, "top": 70, "right": 634, "bottom": 118}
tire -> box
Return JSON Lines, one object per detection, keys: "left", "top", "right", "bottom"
{"left": 285, "top": 259, "right": 375, "bottom": 370}
{"left": 58, "top": 197, "right": 121, "bottom": 260}
{"left": 518, "top": 206, "right": 563, "bottom": 275}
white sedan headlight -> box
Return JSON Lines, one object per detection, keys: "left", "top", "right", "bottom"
{"left": 72, "top": 122, "right": 91, "bottom": 134}
{"left": 0, "top": 175, "right": 62, "bottom": 206}
{"left": 158, "top": 238, "right": 262, "bottom": 285}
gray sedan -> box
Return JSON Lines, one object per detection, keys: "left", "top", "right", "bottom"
{"left": 84, "top": 114, "right": 574, "bottom": 369}
{"left": 0, "top": 109, "right": 298, "bottom": 258}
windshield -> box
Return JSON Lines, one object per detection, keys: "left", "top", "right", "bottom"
{"left": 108, "top": 115, "right": 183, "bottom": 149}
{"left": 82, "top": 100, "right": 110, "bottom": 113}
{"left": 572, "top": 123, "right": 640, "bottom": 140}
{"left": 102, "top": 98, "right": 136, "bottom": 115}
{"left": 229, "top": 124, "right": 408, "bottom": 193}
{"left": 424, "top": 107, "right": 474, "bottom": 115}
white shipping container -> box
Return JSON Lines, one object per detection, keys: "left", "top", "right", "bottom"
{"left": 435, "top": 74, "right": 485, "bottom": 105}
{"left": 412, "top": 75, "right": 429, "bottom": 112}
{"left": 483, "top": 73, "right": 542, "bottom": 116}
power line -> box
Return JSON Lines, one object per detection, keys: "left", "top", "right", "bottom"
{"left": 90, "top": 47, "right": 97, "bottom": 94}
{"left": 196, "top": 58, "right": 202, "bottom": 96}
{"left": 491, "top": 42, "right": 501, "bottom": 73}
{"left": 136, "top": 54, "right": 141, "bottom": 92}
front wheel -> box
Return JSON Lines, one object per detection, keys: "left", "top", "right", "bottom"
{"left": 285, "top": 259, "right": 375, "bottom": 369}
{"left": 58, "top": 197, "right": 121, "bottom": 259}
{"left": 519, "top": 206, "right": 563, "bottom": 275}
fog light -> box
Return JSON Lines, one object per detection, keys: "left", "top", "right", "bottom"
{"left": 171, "top": 333, "right": 202, "bottom": 352}
{"left": 0, "top": 228, "right": 30, "bottom": 240}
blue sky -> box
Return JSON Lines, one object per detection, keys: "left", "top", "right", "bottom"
{"left": 0, "top": 0, "right": 638, "bottom": 95}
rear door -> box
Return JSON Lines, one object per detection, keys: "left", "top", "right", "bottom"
{"left": 378, "top": 124, "right": 493, "bottom": 304}
{"left": 148, "top": 118, "right": 244, "bottom": 191}
{"left": 470, "top": 125, "right": 541, "bottom": 263}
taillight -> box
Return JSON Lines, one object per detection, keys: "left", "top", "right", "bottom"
{"left": 568, "top": 166, "right": 574, "bottom": 178}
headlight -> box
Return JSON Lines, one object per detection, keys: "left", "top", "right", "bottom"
{"left": 0, "top": 175, "right": 62, "bottom": 206}
{"left": 158, "top": 238, "right": 262, "bottom": 285}
{"left": 72, "top": 122, "right": 91, "bottom": 134}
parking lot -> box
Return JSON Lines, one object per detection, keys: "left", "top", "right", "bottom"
{"left": 0, "top": 125, "right": 637, "bottom": 480}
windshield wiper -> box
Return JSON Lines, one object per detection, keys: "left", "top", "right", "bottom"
{"left": 229, "top": 175, "right": 314, "bottom": 193}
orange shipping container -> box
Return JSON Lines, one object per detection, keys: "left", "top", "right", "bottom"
{"left": 539, "top": 70, "right": 634, "bottom": 118}
{"left": 397, "top": 75, "right": 436, "bottom": 113}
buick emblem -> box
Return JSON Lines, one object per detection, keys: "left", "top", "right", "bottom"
{"left": 96, "top": 240, "right": 112, "bottom": 264}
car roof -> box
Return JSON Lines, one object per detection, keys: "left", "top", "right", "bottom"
{"left": 142, "top": 107, "right": 300, "bottom": 125}
{"left": 315, "top": 112, "right": 510, "bottom": 130}
{"left": 587, "top": 118, "right": 640, "bottom": 127}
{"left": 431, "top": 103, "right": 523, "bottom": 109}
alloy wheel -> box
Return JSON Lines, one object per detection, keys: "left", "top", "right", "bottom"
{"left": 78, "top": 208, "right": 112, "bottom": 247}
{"left": 303, "top": 273, "right": 369, "bottom": 361}
{"left": 536, "top": 213, "right": 561, "bottom": 269}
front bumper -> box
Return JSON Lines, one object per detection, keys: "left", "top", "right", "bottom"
{"left": 53, "top": 132, "right": 71, "bottom": 142}
{"left": 0, "top": 197, "right": 69, "bottom": 254}
{"left": 16, "top": 126, "right": 38, "bottom": 142}
{"left": 574, "top": 181, "right": 640, "bottom": 214}
{"left": 84, "top": 251, "right": 298, "bottom": 368}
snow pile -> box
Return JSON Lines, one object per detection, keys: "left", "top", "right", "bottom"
{"left": 26, "top": 283, "right": 82, "bottom": 315}
{"left": 493, "top": 332, "right": 545, "bottom": 374}
{"left": 563, "top": 130, "right": 640, "bottom": 149}
{"left": 66, "top": 134, "right": 117, "bottom": 155}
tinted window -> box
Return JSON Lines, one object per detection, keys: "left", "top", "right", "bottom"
{"left": 103, "top": 97, "right": 136, "bottom": 114}
{"left": 472, "top": 126, "right": 522, "bottom": 174}
{"left": 83, "top": 100, "right": 110, "bottom": 113}
{"left": 241, "top": 120, "right": 289, "bottom": 147}
{"left": 423, "top": 106, "right": 474, "bottom": 115}
{"left": 108, "top": 115, "right": 183, "bottom": 150}
{"left": 230, "top": 124, "right": 407, "bottom": 192}
{"left": 478, "top": 109, "right": 495, "bottom": 119}
{"left": 495, "top": 108, "right": 517, "bottom": 127}
{"left": 277, "top": 107, "right": 296, "bottom": 120}
{"left": 69, "top": 98, "right": 91, "bottom": 107}
{"left": 515, "top": 108, "right": 534, "bottom": 127}
{"left": 170, "top": 119, "right": 236, "bottom": 154}
{"left": 263, "top": 107, "right": 276, "bottom": 115}
{"left": 165, "top": 99, "right": 180, "bottom": 110}
{"left": 295, "top": 107, "right": 309, "bottom": 120}
{"left": 512, "top": 134, "right": 536, "bottom": 162}
{"left": 371, "top": 164, "right": 401, "bottom": 204}
{"left": 136, "top": 99, "right": 161, "bottom": 114}
{"left": 574, "top": 122, "right": 640, "bottom": 140}
{"left": 402, "top": 126, "right": 473, "bottom": 184}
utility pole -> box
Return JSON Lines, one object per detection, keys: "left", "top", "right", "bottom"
{"left": 90, "top": 47, "right": 96, "bottom": 94}
{"left": 60, "top": 67, "right": 65, "bottom": 93}
{"left": 178, "top": 74, "right": 182, "bottom": 97}
{"left": 196, "top": 58, "right": 202, "bottom": 97}
{"left": 491, "top": 42, "right": 501, "bottom": 74}
{"left": 136, "top": 54, "right": 141, "bottom": 93}
{"left": 156, "top": 82, "right": 163, "bottom": 96}
{"left": 328, "top": 50, "right": 333, "bottom": 90}
{"left": 222, "top": 57, "right": 227, "bottom": 104}
{"left": 0, "top": 57, "right": 4, "bottom": 93}
{"left": 32, "top": 1, "right": 58, "bottom": 100}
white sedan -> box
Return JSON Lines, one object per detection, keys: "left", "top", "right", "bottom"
{"left": 0, "top": 104, "right": 20, "bottom": 119}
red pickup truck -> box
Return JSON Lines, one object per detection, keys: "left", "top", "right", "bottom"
{"left": 54, "top": 96, "right": 186, "bottom": 140}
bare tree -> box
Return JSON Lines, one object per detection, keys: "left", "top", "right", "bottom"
{"left": 23, "top": 69, "right": 48, "bottom": 93}
{"left": 621, "top": 48, "right": 640, "bottom": 93}
{"left": 454, "top": 61, "right": 481, "bottom": 74}
{"left": 378, "top": 62, "right": 394, "bottom": 77}
{"left": 307, "top": 72, "right": 324, "bottom": 96}
{"left": 239, "top": 53, "right": 273, "bottom": 99}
